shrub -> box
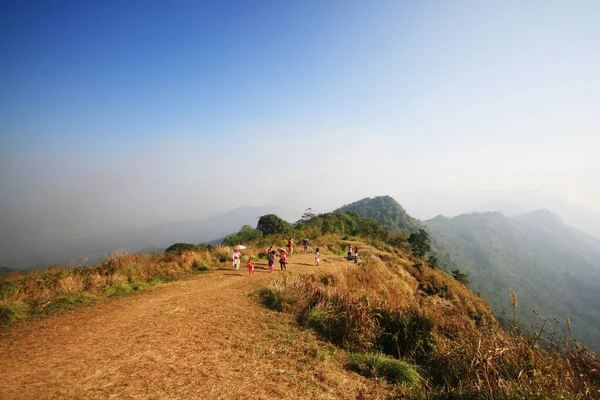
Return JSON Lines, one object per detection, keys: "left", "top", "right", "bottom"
{"left": 164, "top": 243, "right": 205, "bottom": 254}
{"left": 347, "top": 352, "right": 421, "bottom": 385}
{"left": 258, "top": 287, "right": 285, "bottom": 311}
{"left": 192, "top": 261, "right": 209, "bottom": 271}
{"left": 374, "top": 307, "right": 437, "bottom": 363}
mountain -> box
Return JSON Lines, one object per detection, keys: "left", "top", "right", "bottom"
{"left": 333, "top": 195, "right": 600, "bottom": 351}
{"left": 396, "top": 189, "right": 600, "bottom": 240}
{"left": 2, "top": 205, "right": 294, "bottom": 270}
{"left": 335, "top": 195, "right": 423, "bottom": 233}
{"left": 425, "top": 210, "right": 600, "bottom": 352}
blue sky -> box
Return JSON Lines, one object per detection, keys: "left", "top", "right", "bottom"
{"left": 1, "top": 1, "right": 599, "bottom": 251}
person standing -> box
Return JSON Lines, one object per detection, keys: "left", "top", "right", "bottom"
{"left": 232, "top": 249, "right": 241, "bottom": 271}
{"left": 247, "top": 260, "right": 255, "bottom": 275}
{"left": 280, "top": 252, "right": 288, "bottom": 271}
{"left": 354, "top": 247, "right": 359, "bottom": 264}
{"left": 267, "top": 250, "right": 275, "bottom": 273}
{"left": 315, "top": 248, "right": 320, "bottom": 266}
{"left": 303, "top": 238, "right": 309, "bottom": 253}
{"left": 347, "top": 245, "right": 353, "bottom": 261}
{"left": 287, "top": 238, "right": 294, "bottom": 257}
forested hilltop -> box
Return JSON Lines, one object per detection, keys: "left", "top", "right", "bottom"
{"left": 336, "top": 195, "right": 423, "bottom": 233}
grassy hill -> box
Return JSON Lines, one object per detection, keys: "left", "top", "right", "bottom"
{"left": 425, "top": 210, "right": 600, "bottom": 352}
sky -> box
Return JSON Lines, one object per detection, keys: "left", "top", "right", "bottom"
{"left": 1, "top": 0, "right": 599, "bottom": 252}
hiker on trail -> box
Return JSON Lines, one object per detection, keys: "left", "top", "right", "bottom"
{"left": 354, "top": 247, "right": 359, "bottom": 263}
{"left": 267, "top": 250, "right": 275, "bottom": 273}
{"left": 315, "top": 248, "right": 320, "bottom": 266}
{"left": 247, "top": 260, "right": 255, "bottom": 276}
{"left": 280, "top": 252, "right": 288, "bottom": 271}
{"left": 303, "top": 238, "right": 309, "bottom": 253}
{"left": 287, "top": 238, "right": 294, "bottom": 256}
{"left": 232, "top": 249, "right": 241, "bottom": 271}
{"left": 347, "top": 245, "right": 353, "bottom": 260}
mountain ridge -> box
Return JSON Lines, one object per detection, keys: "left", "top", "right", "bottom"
{"left": 328, "top": 195, "right": 600, "bottom": 352}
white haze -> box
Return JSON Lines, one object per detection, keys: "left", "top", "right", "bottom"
{"left": 1, "top": 1, "right": 599, "bottom": 267}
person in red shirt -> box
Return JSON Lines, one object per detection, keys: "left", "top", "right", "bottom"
{"left": 279, "top": 253, "right": 287, "bottom": 271}
{"left": 247, "top": 260, "right": 255, "bottom": 275}
{"left": 287, "top": 238, "right": 294, "bottom": 256}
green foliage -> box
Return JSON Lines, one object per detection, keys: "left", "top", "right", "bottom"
{"left": 257, "top": 287, "right": 293, "bottom": 311}
{"left": 451, "top": 269, "right": 469, "bottom": 286}
{"left": 346, "top": 352, "right": 421, "bottom": 385}
{"left": 427, "top": 255, "right": 439, "bottom": 269}
{"left": 192, "top": 261, "right": 210, "bottom": 271}
{"left": 164, "top": 243, "right": 206, "bottom": 254}
{"left": 426, "top": 211, "right": 600, "bottom": 352}
{"left": 300, "top": 207, "right": 316, "bottom": 221}
{"left": 408, "top": 229, "right": 431, "bottom": 258}
{"left": 374, "top": 307, "right": 437, "bottom": 363}
{"left": 295, "top": 212, "right": 393, "bottom": 245}
{"left": 335, "top": 195, "right": 422, "bottom": 233}
{"left": 221, "top": 224, "right": 263, "bottom": 246}
{"left": 256, "top": 214, "right": 291, "bottom": 236}
{"left": 0, "top": 302, "right": 32, "bottom": 324}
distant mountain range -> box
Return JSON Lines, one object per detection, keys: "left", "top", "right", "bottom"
{"left": 337, "top": 196, "right": 600, "bottom": 352}
{"left": 2, "top": 205, "right": 295, "bottom": 270}
{"left": 395, "top": 189, "right": 600, "bottom": 240}
{"left": 425, "top": 209, "right": 600, "bottom": 352}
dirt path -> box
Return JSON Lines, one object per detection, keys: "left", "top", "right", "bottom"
{"left": 0, "top": 252, "right": 389, "bottom": 399}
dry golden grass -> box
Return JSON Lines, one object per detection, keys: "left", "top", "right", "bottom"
{"left": 258, "top": 238, "right": 600, "bottom": 399}
{"left": 2, "top": 236, "right": 598, "bottom": 399}
{"left": 0, "top": 248, "right": 405, "bottom": 399}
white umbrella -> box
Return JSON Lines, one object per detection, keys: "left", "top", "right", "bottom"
{"left": 234, "top": 245, "right": 246, "bottom": 251}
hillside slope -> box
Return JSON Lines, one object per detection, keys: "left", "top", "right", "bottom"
{"left": 425, "top": 210, "right": 600, "bottom": 352}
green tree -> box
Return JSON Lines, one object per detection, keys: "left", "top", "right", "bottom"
{"left": 408, "top": 229, "right": 431, "bottom": 258}
{"left": 301, "top": 208, "right": 316, "bottom": 221}
{"left": 427, "top": 254, "right": 439, "bottom": 269}
{"left": 257, "top": 214, "right": 291, "bottom": 236}
{"left": 221, "top": 225, "right": 263, "bottom": 246}
{"left": 451, "top": 269, "right": 469, "bottom": 286}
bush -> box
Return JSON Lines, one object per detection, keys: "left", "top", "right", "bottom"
{"left": 192, "top": 261, "right": 210, "bottom": 271}
{"left": 164, "top": 243, "right": 205, "bottom": 254}
{"left": 347, "top": 352, "right": 421, "bottom": 385}
{"left": 0, "top": 302, "right": 32, "bottom": 324}
{"left": 375, "top": 307, "right": 437, "bottom": 363}
{"left": 257, "top": 287, "right": 289, "bottom": 312}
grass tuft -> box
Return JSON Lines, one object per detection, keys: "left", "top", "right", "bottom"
{"left": 347, "top": 352, "right": 421, "bottom": 385}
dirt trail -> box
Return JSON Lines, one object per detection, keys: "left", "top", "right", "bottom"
{"left": 0, "top": 252, "right": 383, "bottom": 399}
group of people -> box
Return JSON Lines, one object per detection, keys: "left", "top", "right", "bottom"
{"left": 232, "top": 237, "right": 321, "bottom": 275}
{"left": 347, "top": 244, "right": 359, "bottom": 263}
{"left": 266, "top": 246, "right": 288, "bottom": 272}
{"left": 233, "top": 240, "right": 357, "bottom": 276}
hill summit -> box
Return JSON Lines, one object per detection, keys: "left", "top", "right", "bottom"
{"left": 335, "top": 195, "right": 422, "bottom": 233}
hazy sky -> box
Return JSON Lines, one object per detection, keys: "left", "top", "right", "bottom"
{"left": 1, "top": 1, "right": 599, "bottom": 247}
